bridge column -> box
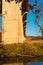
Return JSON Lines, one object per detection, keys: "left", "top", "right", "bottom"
{"left": 2, "top": 0, "right": 25, "bottom": 44}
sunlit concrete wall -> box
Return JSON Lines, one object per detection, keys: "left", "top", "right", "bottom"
{"left": 2, "top": 0, "right": 25, "bottom": 44}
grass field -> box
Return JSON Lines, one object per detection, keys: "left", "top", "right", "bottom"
{"left": 0, "top": 36, "right": 43, "bottom": 58}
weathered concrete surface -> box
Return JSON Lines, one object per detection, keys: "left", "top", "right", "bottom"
{"left": 2, "top": 0, "right": 25, "bottom": 44}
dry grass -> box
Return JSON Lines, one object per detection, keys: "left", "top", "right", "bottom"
{"left": 0, "top": 37, "right": 43, "bottom": 57}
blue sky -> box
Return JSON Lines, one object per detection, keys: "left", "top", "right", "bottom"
{"left": 26, "top": 0, "right": 43, "bottom": 36}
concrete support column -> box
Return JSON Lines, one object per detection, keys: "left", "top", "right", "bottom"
{"left": 2, "top": 0, "right": 25, "bottom": 44}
